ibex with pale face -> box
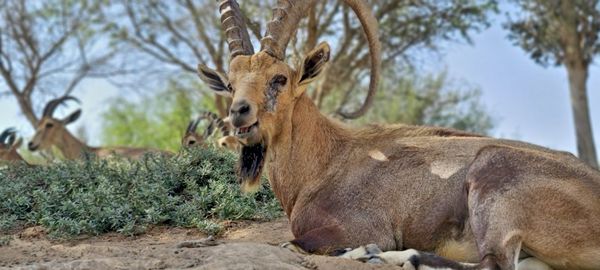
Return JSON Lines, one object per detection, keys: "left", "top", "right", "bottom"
{"left": 28, "top": 96, "right": 173, "bottom": 160}
{"left": 0, "top": 127, "right": 24, "bottom": 162}
{"left": 182, "top": 111, "right": 240, "bottom": 150}
{"left": 198, "top": 1, "right": 600, "bottom": 269}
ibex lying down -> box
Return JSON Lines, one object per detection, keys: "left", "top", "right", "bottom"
{"left": 197, "top": 1, "right": 600, "bottom": 269}
{"left": 28, "top": 96, "right": 173, "bottom": 160}
{"left": 182, "top": 111, "right": 240, "bottom": 151}
{"left": 0, "top": 127, "right": 25, "bottom": 162}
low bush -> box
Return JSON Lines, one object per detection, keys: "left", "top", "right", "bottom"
{"left": 0, "top": 147, "right": 281, "bottom": 238}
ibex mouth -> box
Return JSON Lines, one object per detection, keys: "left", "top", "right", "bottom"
{"left": 235, "top": 121, "right": 258, "bottom": 139}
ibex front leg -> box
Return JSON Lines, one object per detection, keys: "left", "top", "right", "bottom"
{"left": 354, "top": 248, "right": 487, "bottom": 270}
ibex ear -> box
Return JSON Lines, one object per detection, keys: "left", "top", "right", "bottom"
{"left": 198, "top": 64, "right": 232, "bottom": 97}
{"left": 61, "top": 109, "right": 81, "bottom": 125}
{"left": 297, "top": 42, "right": 331, "bottom": 91}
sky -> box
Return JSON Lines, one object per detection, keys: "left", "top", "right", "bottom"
{"left": 0, "top": 13, "right": 598, "bottom": 156}
{"left": 443, "top": 17, "right": 599, "bottom": 154}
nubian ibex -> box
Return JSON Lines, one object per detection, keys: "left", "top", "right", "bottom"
{"left": 182, "top": 111, "right": 240, "bottom": 151}
{"left": 0, "top": 127, "right": 24, "bottom": 162}
{"left": 28, "top": 96, "right": 173, "bottom": 160}
{"left": 197, "top": 1, "right": 600, "bottom": 269}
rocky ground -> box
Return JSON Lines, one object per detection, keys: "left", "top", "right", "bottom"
{"left": 0, "top": 218, "right": 401, "bottom": 270}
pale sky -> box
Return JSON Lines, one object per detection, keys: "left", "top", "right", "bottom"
{"left": 443, "top": 18, "right": 599, "bottom": 154}
{"left": 0, "top": 13, "right": 598, "bottom": 157}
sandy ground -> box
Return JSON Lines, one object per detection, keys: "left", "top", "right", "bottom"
{"left": 0, "top": 218, "right": 401, "bottom": 270}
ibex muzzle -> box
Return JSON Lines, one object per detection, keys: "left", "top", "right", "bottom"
{"left": 197, "top": 1, "right": 600, "bottom": 269}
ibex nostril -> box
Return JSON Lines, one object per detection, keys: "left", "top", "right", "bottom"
{"left": 230, "top": 101, "right": 251, "bottom": 117}
{"left": 238, "top": 104, "right": 250, "bottom": 115}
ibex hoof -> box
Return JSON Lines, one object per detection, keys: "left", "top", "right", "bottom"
{"left": 339, "top": 243, "right": 382, "bottom": 261}
{"left": 280, "top": 241, "right": 308, "bottom": 254}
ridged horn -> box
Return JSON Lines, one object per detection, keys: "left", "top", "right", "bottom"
{"left": 188, "top": 111, "right": 229, "bottom": 136}
{"left": 218, "top": 0, "right": 254, "bottom": 60}
{"left": 0, "top": 127, "right": 16, "bottom": 146}
{"left": 259, "top": 0, "right": 381, "bottom": 118}
{"left": 42, "top": 96, "right": 81, "bottom": 118}
{"left": 260, "top": 0, "right": 318, "bottom": 60}
{"left": 186, "top": 119, "right": 201, "bottom": 134}
{"left": 336, "top": 0, "right": 381, "bottom": 119}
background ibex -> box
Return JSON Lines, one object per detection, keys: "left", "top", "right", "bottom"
{"left": 0, "top": 127, "right": 24, "bottom": 162}
{"left": 182, "top": 111, "right": 239, "bottom": 151}
{"left": 28, "top": 96, "right": 173, "bottom": 160}
{"left": 196, "top": 1, "right": 600, "bottom": 269}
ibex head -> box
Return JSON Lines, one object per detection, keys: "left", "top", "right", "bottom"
{"left": 198, "top": 0, "right": 380, "bottom": 191}
{"left": 182, "top": 112, "right": 240, "bottom": 151}
{"left": 0, "top": 127, "right": 23, "bottom": 161}
{"left": 217, "top": 135, "right": 240, "bottom": 151}
{"left": 28, "top": 96, "right": 81, "bottom": 152}
{"left": 182, "top": 114, "right": 217, "bottom": 148}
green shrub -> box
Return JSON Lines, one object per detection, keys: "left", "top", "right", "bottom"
{"left": 0, "top": 147, "right": 281, "bottom": 238}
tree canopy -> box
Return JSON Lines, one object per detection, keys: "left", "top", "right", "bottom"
{"left": 0, "top": 0, "right": 127, "bottom": 126}
{"left": 505, "top": 0, "right": 599, "bottom": 168}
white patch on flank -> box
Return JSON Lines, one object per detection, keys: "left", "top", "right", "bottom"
{"left": 430, "top": 160, "right": 461, "bottom": 179}
{"left": 368, "top": 149, "right": 388, "bottom": 161}
{"left": 518, "top": 257, "right": 553, "bottom": 270}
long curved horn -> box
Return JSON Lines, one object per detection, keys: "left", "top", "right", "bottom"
{"left": 188, "top": 111, "right": 226, "bottom": 134}
{"left": 260, "top": 0, "right": 381, "bottom": 118}
{"left": 42, "top": 96, "right": 81, "bottom": 118}
{"left": 336, "top": 0, "right": 381, "bottom": 119}
{"left": 0, "top": 127, "right": 16, "bottom": 146}
{"left": 260, "top": 0, "right": 318, "bottom": 60}
{"left": 186, "top": 119, "right": 201, "bottom": 134}
{"left": 203, "top": 112, "right": 229, "bottom": 138}
{"left": 218, "top": 0, "right": 254, "bottom": 59}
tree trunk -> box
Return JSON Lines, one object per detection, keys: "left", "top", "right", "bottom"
{"left": 14, "top": 94, "right": 39, "bottom": 127}
{"left": 566, "top": 65, "right": 598, "bottom": 169}
{"left": 215, "top": 95, "right": 228, "bottom": 118}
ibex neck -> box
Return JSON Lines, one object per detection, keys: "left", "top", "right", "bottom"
{"left": 56, "top": 129, "right": 92, "bottom": 159}
{"left": 268, "top": 94, "right": 348, "bottom": 217}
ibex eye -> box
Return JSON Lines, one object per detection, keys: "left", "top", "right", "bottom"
{"left": 45, "top": 123, "right": 54, "bottom": 128}
{"left": 271, "top": 74, "right": 287, "bottom": 86}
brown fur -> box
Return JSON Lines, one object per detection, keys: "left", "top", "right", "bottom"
{"left": 181, "top": 112, "right": 240, "bottom": 151}
{"left": 200, "top": 1, "right": 600, "bottom": 269}
{"left": 29, "top": 102, "right": 173, "bottom": 160}
{"left": 0, "top": 128, "right": 25, "bottom": 163}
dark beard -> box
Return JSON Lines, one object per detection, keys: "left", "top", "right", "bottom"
{"left": 237, "top": 142, "right": 267, "bottom": 192}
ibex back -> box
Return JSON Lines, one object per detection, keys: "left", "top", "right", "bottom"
{"left": 198, "top": 1, "right": 600, "bottom": 269}
{"left": 28, "top": 96, "right": 173, "bottom": 160}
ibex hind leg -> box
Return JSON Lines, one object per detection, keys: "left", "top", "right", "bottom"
{"left": 467, "top": 146, "right": 600, "bottom": 270}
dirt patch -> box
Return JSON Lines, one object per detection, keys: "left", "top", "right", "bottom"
{"left": 0, "top": 218, "right": 400, "bottom": 269}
